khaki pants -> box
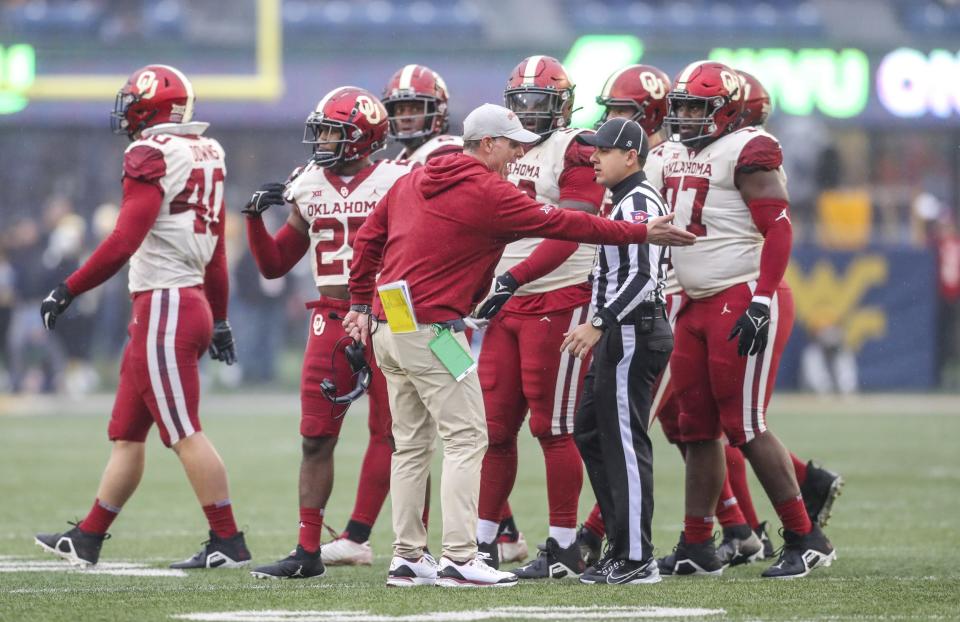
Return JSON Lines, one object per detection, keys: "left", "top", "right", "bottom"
{"left": 373, "top": 324, "right": 487, "bottom": 562}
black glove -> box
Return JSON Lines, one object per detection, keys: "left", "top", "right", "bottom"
{"left": 728, "top": 301, "right": 771, "bottom": 357}
{"left": 241, "top": 182, "right": 286, "bottom": 216}
{"left": 475, "top": 272, "right": 519, "bottom": 319}
{"left": 40, "top": 283, "right": 74, "bottom": 331}
{"left": 208, "top": 320, "right": 237, "bottom": 365}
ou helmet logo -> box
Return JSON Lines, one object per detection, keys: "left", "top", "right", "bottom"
{"left": 136, "top": 70, "right": 159, "bottom": 99}
{"left": 356, "top": 95, "right": 385, "bottom": 124}
{"left": 720, "top": 70, "right": 741, "bottom": 101}
{"left": 639, "top": 71, "right": 666, "bottom": 100}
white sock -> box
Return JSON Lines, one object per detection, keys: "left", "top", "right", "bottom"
{"left": 549, "top": 526, "right": 577, "bottom": 548}
{"left": 476, "top": 519, "right": 500, "bottom": 545}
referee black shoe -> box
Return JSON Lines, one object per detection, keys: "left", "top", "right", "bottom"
{"left": 800, "top": 461, "right": 844, "bottom": 527}
{"left": 170, "top": 530, "right": 251, "bottom": 569}
{"left": 717, "top": 523, "right": 764, "bottom": 566}
{"left": 35, "top": 523, "right": 109, "bottom": 568}
{"left": 250, "top": 545, "right": 325, "bottom": 579}
{"left": 761, "top": 525, "right": 836, "bottom": 579}
{"left": 606, "top": 558, "right": 661, "bottom": 585}
{"left": 579, "top": 550, "right": 616, "bottom": 584}
{"left": 511, "top": 537, "right": 585, "bottom": 579}
{"left": 657, "top": 533, "right": 725, "bottom": 576}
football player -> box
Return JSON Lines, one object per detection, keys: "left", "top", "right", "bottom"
{"left": 651, "top": 61, "right": 836, "bottom": 579}
{"left": 242, "top": 87, "right": 416, "bottom": 579}
{"left": 35, "top": 65, "right": 250, "bottom": 569}
{"left": 471, "top": 55, "right": 606, "bottom": 579}
{"left": 320, "top": 65, "right": 460, "bottom": 567}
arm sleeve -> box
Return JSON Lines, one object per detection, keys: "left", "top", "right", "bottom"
{"left": 558, "top": 142, "right": 605, "bottom": 208}
{"left": 747, "top": 197, "right": 792, "bottom": 300}
{"left": 736, "top": 135, "right": 783, "bottom": 175}
{"left": 349, "top": 192, "right": 390, "bottom": 306}
{"left": 507, "top": 239, "right": 580, "bottom": 286}
{"left": 204, "top": 208, "right": 229, "bottom": 321}
{"left": 601, "top": 194, "right": 660, "bottom": 321}
{"left": 245, "top": 215, "right": 310, "bottom": 279}
{"left": 64, "top": 177, "right": 163, "bottom": 296}
{"left": 489, "top": 181, "right": 647, "bottom": 247}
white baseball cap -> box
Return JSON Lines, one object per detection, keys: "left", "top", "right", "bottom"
{"left": 462, "top": 103, "right": 540, "bottom": 143}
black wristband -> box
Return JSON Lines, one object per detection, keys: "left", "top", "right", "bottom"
{"left": 350, "top": 304, "right": 372, "bottom": 314}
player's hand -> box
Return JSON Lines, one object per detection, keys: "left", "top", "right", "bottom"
{"left": 242, "top": 182, "right": 286, "bottom": 216}
{"left": 645, "top": 214, "right": 697, "bottom": 246}
{"left": 728, "top": 301, "right": 770, "bottom": 357}
{"left": 474, "top": 272, "right": 519, "bottom": 320}
{"left": 40, "top": 283, "right": 74, "bottom": 331}
{"left": 560, "top": 323, "right": 602, "bottom": 359}
{"left": 343, "top": 310, "right": 371, "bottom": 346}
{"left": 208, "top": 320, "right": 237, "bottom": 365}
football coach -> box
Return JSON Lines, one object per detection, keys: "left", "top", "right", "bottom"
{"left": 343, "top": 104, "right": 695, "bottom": 588}
{"left": 562, "top": 117, "right": 672, "bottom": 585}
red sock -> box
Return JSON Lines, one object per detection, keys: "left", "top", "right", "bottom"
{"left": 715, "top": 477, "right": 747, "bottom": 528}
{"left": 478, "top": 438, "right": 517, "bottom": 523}
{"left": 540, "top": 435, "right": 582, "bottom": 528}
{"left": 299, "top": 507, "right": 324, "bottom": 553}
{"left": 78, "top": 498, "right": 120, "bottom": 535}
{"left": 725, "top": 445, "right": 760, "bottom": 530}
{"left": 349, "top": 435, "right": 392, "bottom": 527}
{"left": 584, "top": 504, "right": 605, "bottom": 538}
{"left": 203, "top": 500, "right": 238, "bottom": 539}
{"left": 684, "top": 515, "right": 715, "bottom": 544}
{"left": 774, "top": 495, "right": 812, "bottom": 536}
{"left": 501, "top": 501, "right": 512, "bottom": 523}
{"left": 791, "top": 454, "right": 809, "bottom": 486}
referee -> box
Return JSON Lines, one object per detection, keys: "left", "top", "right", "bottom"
{"left": 561, "top": 117, "right": 672, "bottom": 585}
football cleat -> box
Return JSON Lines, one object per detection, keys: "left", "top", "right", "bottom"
{"left": 170, "top": 530, "right": 251, "bottom": 569}
{"left": 35, "top": 523, "right": 108, "bottom": 568}
{"left": 577, "top": 524, "right": 604, "bottom": 567}
{"left": 606, "top": 558, "right": 662, "bottom": 585}
{"left": 579, "top": 550, "right": 617, "bottom": 584}
{"left": 386, "top": 554, "right": 438, "bottom": 587}
{"left": 436, "top": 555, "right": 518, "bottom": 588}
{"left": 250, "top": 545, "right": 325, "bottom": 579}
{"left": 756, "top": 521, "right": 775, "bottom": 559}
{"left": 657, "top": 533, "right": 725, "bottom": 576}
{"left": 801, "top": 461, "right": 844, "bottom": 527}
{"left": 321, "top": 535, "right": 373, "bottom": 566}
{"left": 761, "top": 525, "right": 836, "bottom": 579}
{"left": 510, "top": 537, "right": 585, "bottom": 580}
{"left": 477, "top": 540, "right": 500, "bottom": 569}
{"left": 497, "top": 530, "right": 528, "bottom": 564}
{"left": 717, "top": 523, "right": 764, "bottom": 566}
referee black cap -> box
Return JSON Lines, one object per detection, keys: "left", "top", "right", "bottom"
{"left": 577, "top": 117, "right": 649, "bottom": 159}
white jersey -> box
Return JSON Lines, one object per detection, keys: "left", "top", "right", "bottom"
{"left": 286, "top": 159, "right": 417, "bottom": 287}
{"left": 643, "top": 144, "right": 680, "bottom": 295}
{"left": 496, "top": 128, "right": 600, "bottom": 295}
{"left": 401, "top": 134, "right": 463, "bottom": 164}
{"left": 124, "top": 122, "right": 225, "bottom": 293}
{"left": 655, "top": 127, "right": 784, "bottom": 299}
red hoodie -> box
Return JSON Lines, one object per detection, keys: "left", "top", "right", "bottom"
{"left": 349, "top": 152, "right": 649, "bottom": 323}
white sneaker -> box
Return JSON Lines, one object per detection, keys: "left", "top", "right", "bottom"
{"left": 321, "top": 537, "right": 373, "bottom": 566}
{"left": 498, "top": 531, "right": 528, "bottom": 563}
{"left": 386, "top": 555, "right": 438, "bottom": 587}
{"left": 436, "top": 555, "right": 519, "bottom": 588}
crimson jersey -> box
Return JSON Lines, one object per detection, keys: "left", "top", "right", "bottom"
{"left": 401, "top": 134, "right": 463, "bottom": 164}
{"left": 495, "top": 128, "right": 605, "bottom": 296}
{"left": 285, "top": 159, "right": 417, "bottom": 287}
{"left": 651, "top": 127, "right": 784, "bottom": 299}
{"left": 122, "top": 123, "right": 226, "bottom": 292}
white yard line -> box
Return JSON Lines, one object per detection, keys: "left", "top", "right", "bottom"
{"left": 172, "top": 607, "right": 726, "bottom": 622}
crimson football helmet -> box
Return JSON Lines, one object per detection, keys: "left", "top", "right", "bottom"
{"left": 111, "top": 64, "right": 195, "bottom": 138}
{"left": 665, "top": 60, "right": 744, "bottom": 146}
{"left": 382, "top": 64, "right": 450, "bottom": 142}
{"left": 503, "top": 55, "right": 575, "bottom": 138}
{"left": 596, "top": 64, "right": 671, "bottom": 136}
{"left": 303, "top": 86, "right": 389, "bottom": 167}
{"left": 736, "top": 70, "right": 771, "bottom": 128}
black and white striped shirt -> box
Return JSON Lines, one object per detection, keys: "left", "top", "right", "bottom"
{"left": 592, "top": 170, "right": 669, "bottom": 324}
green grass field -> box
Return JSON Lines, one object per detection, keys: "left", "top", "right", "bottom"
{"left": 1, "top": 393, "right": 958, "bottom": 621}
